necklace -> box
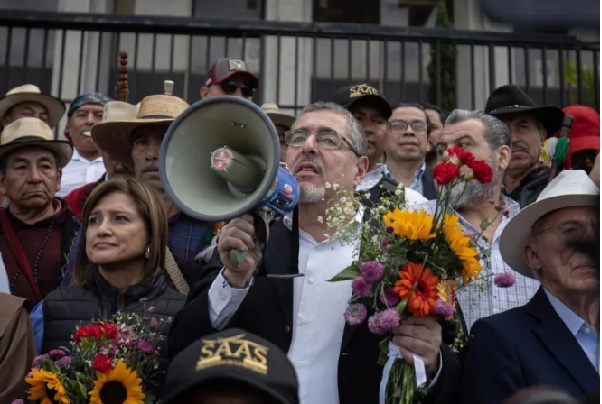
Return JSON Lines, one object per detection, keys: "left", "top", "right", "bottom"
{"left": 9, "top": 221, "right": 55, "bottom": 292}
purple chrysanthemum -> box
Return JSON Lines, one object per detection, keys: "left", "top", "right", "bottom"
{"left": 49, "top": 349, "right": 66, "bottom": 358}
{"left": 360, "top": 261, "right": 384, "bottom": 283}
{"left": 494, "top": 272, "right": 516, "bottom": 288}
{"left": 57, "top": 356, "right": 72, "bottom": 368}
{"left": 367, "top": 314, "right": 388, "bottom": 335}
{"left": 32, "top": 353, "right": 50, "bottom": 369}
{"left": 378, "top": 308, "right": 400, "bottom": 330}
{"left": 380, "top": 236, "right": 390, "bottom": 252}
{"left": 434, "top": 299, "right": 455, "bottom": 318}
{"left": 137, "top": 339, "right": 154, "bottom": 354}
{"left": 380, "top": 288, "right": 399, "bottom": 307}
{"left": 351, "top": 276, "right": 372, "bottom": 297}
{"left": 344, "top": 303, "right": 368, "bottom": 326}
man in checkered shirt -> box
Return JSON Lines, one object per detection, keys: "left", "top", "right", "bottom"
{"left": 415, "top": 109, "right": 539, "bottom": 330}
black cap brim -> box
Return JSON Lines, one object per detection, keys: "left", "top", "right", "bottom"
{"left": 345, "top": 94, "right": 392, "bottom": 118}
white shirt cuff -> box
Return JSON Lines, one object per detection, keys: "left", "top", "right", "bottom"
{"left": 208, "top": 269, "right": 251, "bottom": 330}
{"left": 425, "top": 349, "right": 443, "bottom": 389}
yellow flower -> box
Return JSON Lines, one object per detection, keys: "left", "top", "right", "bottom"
{"left": 443, "top": 214, "right": 483, "bottom": 284}
{"left": 383, "top": 208, "right": 436, "bottom": 241}
{"left": 25, "top": 369, "right": 70, "bottom": 403}
{"left": 89, "top": 361, "right": 145, "bottom": 404}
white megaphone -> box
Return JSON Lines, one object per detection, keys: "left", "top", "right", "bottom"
{"left": 159, "top": 96, "right": 300, "bottom": 269}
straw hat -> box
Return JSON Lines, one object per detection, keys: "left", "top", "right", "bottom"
{"left": 0, "top": 117, "right": 73, "bottom": 168}
{"left": 500, "top": 170, "right": 599, "bottom": 279}
{"left": 83, "top": 101, "right": 138, "bottom": 137}
{"left": 0, "top": 84, "right": 66, "bottom": 128}
{"left": 91, "top": 83, "right": 189, "bottom": 166}
{"left": 261, "top": 103, "right": 295, "bottom": 130}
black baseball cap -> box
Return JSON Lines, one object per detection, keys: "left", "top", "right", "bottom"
{"left": 163, "top": 328, "right": 299, "bottom": 404}
{"left": 205, "top": 58, "right": 259, "bottom": 89}
{"left": 332, "top": 84, "right": 392, "bottom": 118}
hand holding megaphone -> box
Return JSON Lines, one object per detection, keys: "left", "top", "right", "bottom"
{"left": 217, "top": 213, "right": 262, "bottom": 287}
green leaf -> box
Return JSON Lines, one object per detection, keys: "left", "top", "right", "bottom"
{"left": 396, "top": 299, "right": 408, "bottom": 314}
{"left": 328, "top": 262, "right": 361, "bottom": 282}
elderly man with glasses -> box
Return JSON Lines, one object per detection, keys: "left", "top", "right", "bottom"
{"left": 169, "top": 101, "right": 462, "bottom": 404}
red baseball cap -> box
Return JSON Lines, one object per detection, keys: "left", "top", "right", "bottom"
{"left": 564, "top": 105, "right": 600, "bottom": 168}
{"left": 205, "top": 58, "right": 259, "bottom": 88}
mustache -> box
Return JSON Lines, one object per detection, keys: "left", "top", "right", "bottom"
{"left": 143, "top": 162, "right": 159, "bottom": 172}
{"left": 511, "top": 143, "right": 529, "bottom": 153}
{"left": 293, "top": 158, "right": 324, "bottom": 174}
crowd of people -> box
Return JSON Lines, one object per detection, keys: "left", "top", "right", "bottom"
{"left": 0, "top": 55, "right": 599, "bottom": 404}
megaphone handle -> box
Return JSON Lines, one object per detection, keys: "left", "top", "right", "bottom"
{"left": 229, "top": 211, "right": 268, "bottom": 268}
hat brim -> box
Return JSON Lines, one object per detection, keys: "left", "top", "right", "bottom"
{"left": 346, "top": 94, "right": 392, "bottom": 118}
{"left": 267, "top": 112, "right": 295, "bottom": 130}
{"left": 0, "top": 93, "right": 66, "bottom": 128}
{"left": 0, "top": 139, "right": 73, "bottom": 169}
{"left": 91, "top": 119, "right": 174, "bottom": 166}
{"left": 162, "top": 372, "right": 295, "bottom": 404}
{"left": 569, "top": 135, "right": 600, "bottom": 155}
{"left": 488, "top": 105, "right": 564, "bottom": 138}
{"left": 500, "top": 194, "right": 599, "bottom": 279}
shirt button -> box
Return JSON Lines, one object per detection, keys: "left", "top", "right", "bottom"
{"left": 585, "top": 327, "right": 592, "bottom": 334}
{"left": 308, "top": 276, "right": 316, "bottom": 284}
{"left": 284, "top": 325, "right": 291, "bottom": 334}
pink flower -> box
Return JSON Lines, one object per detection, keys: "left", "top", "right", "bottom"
{"left": 360, "top": 261, "right": 384, "bottom": 283}
{"left": 32, "top": 354, "right": 50, "bottom": 369}
{"left": 378, "top": 309, "right": 400, "bottom": 331}
{"left": 463, "top": 230, "right": 475, "bottom": 239}
{"left": 434, "top": 299, "right": 455, "bottom": 318}
{"left": 380, "top": 289, "right": 399, "bottom": 307}
{"left": 57, "top": 356, "right": 72, "bottom": 368}
{"left": 367, "top": 314, "right": 388, "bottom": 335}
{"left": 119, "top": 324, "right": 133, "bottom": 335}
{"left": 49, "top": 349, "right": 66, "bottom": 358}
{"left": 351, "top": 277, "right": 372, "bottom": 297}
{"left": 136, "top": 339, "right": 155, "bottom": 354}
{"left": 380, "top": 237, "right": 390, "bottom": 252}
{"left": 494, "top": 272, "right": 516, "bottom": 288}
{"left": 344, "top": 303, "right": 368, "bottom": 326}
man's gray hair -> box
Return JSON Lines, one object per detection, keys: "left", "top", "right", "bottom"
{"left": 295, "top": 101, "right": 368, "bottom": 157}
{"left": 445, "top": 109, "right": 511, "bottom": 150}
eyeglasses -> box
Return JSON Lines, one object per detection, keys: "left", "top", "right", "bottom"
{"left": 284, "top": 129, "right": 361, "bottom": 157}
{"left": 534, "top": 223, "right": 597, "bottom": 246}
{"left": 389, "top": 120, "right": 428, "bottom": 134}
{"left": 220, "top": 80, "right": 256, "bottom": 98}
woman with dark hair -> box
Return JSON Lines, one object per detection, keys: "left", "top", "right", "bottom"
{"left": 35, "top": 178, "right": 185, "bottom": 387}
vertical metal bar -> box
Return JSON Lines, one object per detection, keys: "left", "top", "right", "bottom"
{"left": 312, "top": 35, "right": 318, "bottom": 106}
{"left": 347, "top": 36, "right": 352, "bottom": 84}
{"left": 435, "top": 41, "right": 442, "bottom": 106}
{"left": 470, "top": 44, "right": 475, "bottom": 109}
{"left": 541, "top": 48, "right": 548, "bottom": 104}
{"left": 524, "top": 46, "right": 531, "bottom": 92}
{"left": 3, "top": 27, "right": 13, "bottom": 91}
{"left": 169, "top": 34, "right": 175, "bottom": 77}
{"left": 225, "top": 36, "right": 230, "bottom": 58}
{"left": 418, "top": 41, "right": 424, "bottom": 103}
{"left": 23, "top": 28, "right": 31, "bottom": 84}
{"left": 151, "top": 34, "right": 157, "bottom": 77}
{"left": 488, "top": 44, "right": 495, "bottom": 94}
{"left": 593, "top": 49, "right": 599, "bottom": 108}
{"left": 77, "top": 31, "right": 85, "bottom": 94}
{"left": 330, "top": 36, "right": 335, "bottom": 96}
{"left": 241, "top": 32, "right": 247, "bottom": 61}
{"left": 365, "top": 38, "right": 370, "bottom": 83}
{"left": 276, "top": 34, "right": 281, "bottom": 105}
{"left": 41, "top": 28, "right": 49, "bottom": 87}
{"left": 58, "top": 29, "right": 67, "bottom": 100}
{"left": 382, "top": 39, "right": 388, "bottom": 95}
{"left": 507, "top": 45, "right": 513, "bottom": 83}
{"left": 400, "top": 40, "right": 406, "bottom": 101}
{"left": 186, "top": 35, "right": 194, "bottom": 102}
{"left": 133, "top": 32, "right": 139, "bottom": 102}
{"left": 558, "top": 48, "right": 566, "bottom": 107}
{"left": 575, "top": 48, "right": 583, "bottom": 103}
{"left": 294, "top": 35, "right": 300, "bottom": 111}
{"left": 95, "top": 31, "right": 103, "bottom": 92}
{"left": 206, "top": 36, "right": 212, "bottom": 77}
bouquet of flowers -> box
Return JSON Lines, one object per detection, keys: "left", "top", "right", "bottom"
{"left": 25, "top": 305, "right": 169, "bottom": 404}
{"left": 328, "top": 147, "right": 512, "bottom": 403}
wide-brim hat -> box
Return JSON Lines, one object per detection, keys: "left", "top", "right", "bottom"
{"left": 500, "top": 170, "right": 599, "bottom": 279}
{"left": 332, "top": 84, "right": 392, "bottom": 118}
{"left": 91, "top": 94, "right": 189, "bottom": 166}
{"left": 261, "top": 103, "right": 295, "bottom": 130}
{"left": 0, "top": 84, "right": 65, "bottom": 128}
{"left": 484, "top": 84, "right": 565, "bottom": 137}
{"left": 0, "top": 117, "right": 73, "bottom": 168}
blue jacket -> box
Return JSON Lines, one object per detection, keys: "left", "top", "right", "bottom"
{"left": 462, "top": 287, "right": 599, "bottom": 403}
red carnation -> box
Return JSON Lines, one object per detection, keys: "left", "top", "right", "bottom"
{"left": 448, "top": 147, "right": 475, "bottom": 166}
{"left": 73, "top": 324, "right": 103, "bottom": 343}
{"left": 471, "top": 160, "right": 493, "bottom": 183}
{"left": 92, "top": 353, "right": 113, "bottom": 373}
{"left": 434, "top": 162, "right": 461, "bottom": 185}
{"left": 101, "top": 322, "right": 119, "bottom": 340}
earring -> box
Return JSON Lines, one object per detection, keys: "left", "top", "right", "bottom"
{"left": 144, "top": 245, "right": 151, "bottom": 259}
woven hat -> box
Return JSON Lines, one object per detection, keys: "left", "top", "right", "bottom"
{"left": 261, "top": 103, "right": 295, "bottom": 130}
{"left": 0, "top": 117, "right": 73, "bottom": 168}
{"left": 84, "top": 101, "right": 138, "bottom": 138}
{"left": 91, "top": 83, "right": 189, "bottom": 166}
{"left": 500, "top": 170, "right": 599, "bottom": 278}
{"left": 0, "top": 84, "right": 65, "bottom": 128}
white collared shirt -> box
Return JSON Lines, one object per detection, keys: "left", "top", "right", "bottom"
{"left": 57, "top": 149, "right": 105, "bottom": 197}
{"left": 0, "top": 251, "right": 9, "bottom": 294}
{"left": 208, "top": 210, "right": 363, "bottom": 404}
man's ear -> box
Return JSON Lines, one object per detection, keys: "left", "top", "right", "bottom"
{"left": 498, "top": 144, "right": 512, "bottom": 171}
{"left": 353, "top": 156, "right": 369, "bottom": 188}
{"left": 524, "top": 242, "right": 542, "bottom": 277}
{"left": 200, "top": 86, "right": 210, "bottom": 99}
{"left": 538, "top": 126, "right": 547, "bottom": 143}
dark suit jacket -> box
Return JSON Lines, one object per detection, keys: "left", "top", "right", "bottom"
{"left": 422, "top": 167, "right": 437, "bottom": 200}
{"left": 462, "top": 288, "right": 599, "bottom": 404}
{"left": 169, "top": 218, "right": 463, "bottom": 404}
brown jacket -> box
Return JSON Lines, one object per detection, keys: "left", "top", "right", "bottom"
{"left": 0, "top": 293, "right": 36, "bottom": 402}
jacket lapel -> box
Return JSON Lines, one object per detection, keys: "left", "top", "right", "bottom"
{"left": 422, "top": 167, "right": 437, "bottom": 200}
{"left": 262, "top": 220, "right": 296, "bottom": 328}
{"left": 527, "top": 288, "right": 599, "bottom": 395}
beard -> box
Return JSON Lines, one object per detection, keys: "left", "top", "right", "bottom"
{"left": 299, "top": 184, "right": 326, "bottom": 203}
{"left": 439, "top": 155, "right": 503, "bottom": 208}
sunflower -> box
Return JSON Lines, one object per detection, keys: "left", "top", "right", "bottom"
{"left": 25, "top": 369, "right": 70, "bottom": 404}
{"left": 437, "top": 280, "right": 456, "bottom": 306}
{"left": 443, "top": 214, "right": 483, "bottom": 284}
{"left": 383, "top": 208, "right": 436, "bottom": 241}
{"left": 394, "top": 262, "right": 439, "bottom": 317}
{"left": 89, "top": 361, "right": 145, "bottom": 404}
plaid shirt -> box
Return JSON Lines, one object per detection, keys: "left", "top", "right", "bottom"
{"left": 413, "top": 196, "right": 540, "bottom": 330}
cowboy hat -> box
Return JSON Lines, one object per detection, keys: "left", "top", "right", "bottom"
{"left": 0, "top": 84, "right": 65, "bottom": 128}
{"left": 500, "top": 170, "right": 599, "bottom": 279}
{"left": 84, "top": 100, "right": 139, "bottom": 138}
{"left": 91, "top": 94, "right": 189, "bottom": 166}
{"left": 261, "top": 103, "right": 295, "bottom": 130}
{"left": 484, "top": 84, "right": 564, "bottom": 137}
{"left": 0, "top": 117, "right": 73, "bottom": 168}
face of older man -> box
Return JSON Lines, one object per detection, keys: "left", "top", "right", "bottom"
{"left": 131, "top": 125, "right": 168, "bottom": 192}
{"left": 526, "top": 206, "right": 598, "bottom": 298}
{"left": 3, "top": 101, "right": 50, "bottom": 127}
{"left": 0, "top": 147, "right": 61, "bottom": 211}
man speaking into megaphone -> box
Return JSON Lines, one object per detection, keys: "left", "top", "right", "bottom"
{"left": 169, "top": 103, "right": 462, "bottom": 404}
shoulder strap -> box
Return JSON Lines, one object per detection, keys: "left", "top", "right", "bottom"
{"left": 0, "top": 209, "right": 43, "bottom": 301}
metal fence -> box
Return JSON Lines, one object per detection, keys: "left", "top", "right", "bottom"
{"left": 0, "top": 10, "right": 599, "bottom": 115}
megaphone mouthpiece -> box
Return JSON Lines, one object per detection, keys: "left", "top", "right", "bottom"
{"left": 211, "top": 146, "right": 263, "bottom": 193}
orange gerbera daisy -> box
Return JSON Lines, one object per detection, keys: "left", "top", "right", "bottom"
{"left": 394, "top": 262, "right": 439, "bottom": 317}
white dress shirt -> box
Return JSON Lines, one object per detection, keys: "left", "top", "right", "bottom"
{"left": 356, "top": 164, "right": 428, "bottom": 207}
{"left": 57, "top": 149, "right": 105, "bottom": 197}
{"left": 0, "top": 251, "right": 9, "bottom": 293}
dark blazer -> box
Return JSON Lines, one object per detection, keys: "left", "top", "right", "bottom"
{"left": 169, "top": 216, "right": 463, "bottom": 404}
{"left": 422, "top": 167, "right": 437, "bottom": 200}
{"left": 462, "top": 287, "right": 599, "bottom": 404}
